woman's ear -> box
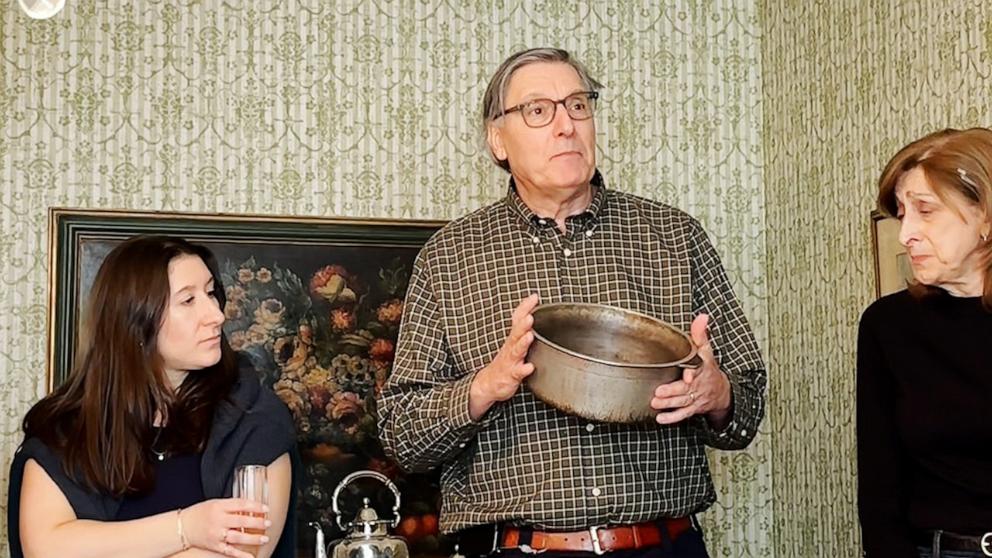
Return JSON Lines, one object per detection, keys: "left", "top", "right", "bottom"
{"left": 980, "top": 206, "right": 991, "bottom": 241}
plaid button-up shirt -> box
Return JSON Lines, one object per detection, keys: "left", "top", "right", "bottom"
{"left": 377, "top": 173, "right": 766, "bottom": 533}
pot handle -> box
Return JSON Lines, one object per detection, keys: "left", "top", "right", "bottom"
{"left": 331, "top": 470, "right": 402, "bottom": 531}
{"left": 678, "top": 353, "right": 703, "bottom": 369}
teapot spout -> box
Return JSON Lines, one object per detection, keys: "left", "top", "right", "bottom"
{"left": 309, "top": 521, "right": 328, "bottom": 558}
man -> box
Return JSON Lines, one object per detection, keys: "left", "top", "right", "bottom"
{"left": 377, "top": 47, "right": 766, "bottom": 558}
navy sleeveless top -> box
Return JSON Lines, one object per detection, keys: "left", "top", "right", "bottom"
{"left": 115, "top": 452, "right": 205, "bottom": 520}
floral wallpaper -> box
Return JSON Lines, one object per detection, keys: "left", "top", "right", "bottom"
{"left": 761, "top": 0, "right": 992, "bottom": 555}
{"left": 0, "top": 1, "right": 769, "bottom": 556}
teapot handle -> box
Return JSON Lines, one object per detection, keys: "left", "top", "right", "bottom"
{"left": 331, "top": 470, "right": 402, "bottom": 531}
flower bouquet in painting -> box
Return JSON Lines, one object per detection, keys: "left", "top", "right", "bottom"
{"left": 219, "top": 256, "right": 444, "bottom": 556}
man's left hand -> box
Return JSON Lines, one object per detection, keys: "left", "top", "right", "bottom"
{"left": 650, "top": 313, "right": 732, "bottom": 427}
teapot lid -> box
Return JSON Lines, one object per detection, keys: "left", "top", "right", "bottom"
{"left": 347, "top": 498, "right": 388, "bottom": 538}
{"left": 335, "top": 498, "right": 409, "bottom": 558}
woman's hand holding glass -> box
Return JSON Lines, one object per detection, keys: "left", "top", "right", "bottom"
{"left": 179, "top": 496, "right": 270, "bottom": 558}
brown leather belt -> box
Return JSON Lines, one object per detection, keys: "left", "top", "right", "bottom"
{"left": 500, "top": 518, "right": 693, "bottom": 555}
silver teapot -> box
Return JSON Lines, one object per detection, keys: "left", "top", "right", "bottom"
{"left": 311, "top": 470, "right": 409, "bottom": 558}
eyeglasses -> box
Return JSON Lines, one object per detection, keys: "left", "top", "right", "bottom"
{"left": 498, "top": 91, "right": 599, "bottom": 128}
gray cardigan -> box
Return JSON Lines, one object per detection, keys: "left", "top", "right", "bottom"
{"left": 7, "top": 368, "right": 300, "bottom": 558}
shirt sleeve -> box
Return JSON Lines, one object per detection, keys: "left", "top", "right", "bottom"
{"left": 685, "top": 218, "right": 767, "bottom": 450}
{"left": 857, "top": 305, "right": 917, "bottom": 557}
{"left": 376, "top": 247, "right": 500, "bottom": 473}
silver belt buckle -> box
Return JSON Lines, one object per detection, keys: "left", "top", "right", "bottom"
{"left": 589, "top": 526, "right": 605, "bottom": 555}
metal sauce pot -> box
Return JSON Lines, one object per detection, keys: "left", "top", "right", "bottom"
{"left": 526, "top": 303, "right": 701, "bottom": 423}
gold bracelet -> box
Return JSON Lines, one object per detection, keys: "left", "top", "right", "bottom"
{"left": 177, "top": 508, "right": 191, "bottom": 551}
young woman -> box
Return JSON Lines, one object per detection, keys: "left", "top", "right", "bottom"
{"left": 8, "top": 236, "right": 298, "bottom": 558}
{"left": 858, "top": 128, "right": 992, "bottom": 558}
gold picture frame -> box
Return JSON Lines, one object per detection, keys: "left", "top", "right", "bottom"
{"left": 871, "top": 210, "right": 912, "bottom": 298}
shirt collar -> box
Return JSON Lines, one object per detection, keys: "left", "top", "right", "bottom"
{"left": 504, "top": 170, "right": 607, "bottom": 229}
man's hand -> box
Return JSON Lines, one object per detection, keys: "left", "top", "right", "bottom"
{"left": 650, "top": 313, "right": 732, "bottom": 428}
{"left": 469, "top": 294, "right": 540, "bottom": 420}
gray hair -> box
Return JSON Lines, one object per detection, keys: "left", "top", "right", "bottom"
{"left": 481, "top": 47, "right": 603, "bottom": 172}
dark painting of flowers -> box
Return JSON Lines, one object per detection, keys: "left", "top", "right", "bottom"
{"left": 48, "top": 210, "right": 446, "bottom": 558}
{"left": 215, "top": 244, "right": 447, "bottom": 555}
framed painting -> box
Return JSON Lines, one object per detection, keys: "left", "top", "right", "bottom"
{"left": 48, "top": 208, "right": 447, "bottom": 557}
{"left": 871, "top": 210, "right": 912, "bottom": 298}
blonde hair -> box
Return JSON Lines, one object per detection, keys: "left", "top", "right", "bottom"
{"left": 877, "top": 127, "right": 992, "bottom": 307}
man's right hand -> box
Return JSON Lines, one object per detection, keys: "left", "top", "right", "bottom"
{"left": 468, "top": 294, "right": 540, "bottom": 420}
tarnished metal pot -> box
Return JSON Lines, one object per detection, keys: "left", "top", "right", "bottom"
{"left": 526, "top": 303, "right": 701, "bottom": 423}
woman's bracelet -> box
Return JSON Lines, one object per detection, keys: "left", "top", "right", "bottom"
{"left": 177, "top": 508, "right": 191, "bottom": 551}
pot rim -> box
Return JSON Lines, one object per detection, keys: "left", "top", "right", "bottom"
{"left": 530, "top": 302, "right": 699, "bottom": 369}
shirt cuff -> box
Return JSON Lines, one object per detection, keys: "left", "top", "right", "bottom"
{"left": 444, "top": 371, "right": 508, "bottom": 433}
{"left": 445, "top": 372, "right": 478, "bottom": 430}
{"left": 696, "top": 371, "right": 761, "bottom": 449}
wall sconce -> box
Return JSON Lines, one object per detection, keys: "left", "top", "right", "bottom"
{"left": 18, "top": 0, "right": 66, "bottom": 19}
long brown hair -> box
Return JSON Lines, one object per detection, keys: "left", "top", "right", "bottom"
{"left": 877, "top": 127, "right": 992, "bottom": 308}
{"left": 25, "top": 236, "right": 238, "bottom": 497}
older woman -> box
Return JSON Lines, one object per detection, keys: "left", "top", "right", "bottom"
{"left": 858, "top": 128, "right": 992, "bottom": 558}
{"left": 7, "top": 236, "right": 298, "bottom": 558}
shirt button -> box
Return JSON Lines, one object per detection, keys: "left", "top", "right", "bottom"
{"left": 538, "top": 218, "right": 547, "bottom": 225}
{"left": 563, "top": 248, "right": 572, "bottom": 257}
{"left": 585, "top": 229, "right": 593, "bottom": 237}
{"left": 741, "top": 429, "right": 748, "bottom": 437}
{"left": 591, "top": 487, "right": 601, "bottom": 497}
{"left": 585, "top": 423, "right": 595, "bottom": 432}
{"left": 458, "top": 443, "right": 466, "bottom": 448}
{"left": 531, "top": 236, "right": 540, "bottom": 244}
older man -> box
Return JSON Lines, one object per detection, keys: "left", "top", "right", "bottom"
{"left": 377, "top": 48, "right": 766, "bottom": 558}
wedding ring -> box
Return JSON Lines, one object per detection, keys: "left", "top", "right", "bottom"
{"left": 688, "top": 391, "right": 696, "bottom": 403}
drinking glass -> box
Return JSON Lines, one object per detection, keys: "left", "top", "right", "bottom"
{"left": 232, "top": 464, "right": 268, "bottom": 557}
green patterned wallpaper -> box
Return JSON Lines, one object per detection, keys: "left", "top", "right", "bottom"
{"left": 761, "top": 0, "right": 992, "bottom": 555}
{"left": 0, "top": 1, "right": 769, "bottom": 556}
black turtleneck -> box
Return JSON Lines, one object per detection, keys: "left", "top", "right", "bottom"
{"left": 857, "top": 289, "right": 992, "bottom": 556}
